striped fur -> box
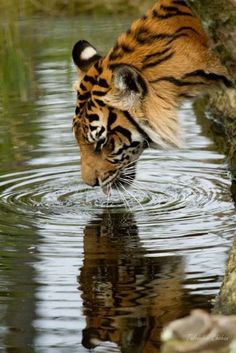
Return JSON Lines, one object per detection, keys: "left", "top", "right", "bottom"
{"left": 72, "top": 0, "right": 231, "bottom": 190}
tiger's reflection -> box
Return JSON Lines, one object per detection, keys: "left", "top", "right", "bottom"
{"left": 78, "top": 211, "right": 201, "bottom": 352}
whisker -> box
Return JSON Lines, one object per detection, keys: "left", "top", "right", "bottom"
{"left": 122, "top": 158, "right": 140, "bottom": 169}
{"left": 114, "top": 182, "right": 129, "bottom": 211}
{"left": 120, "top": 183, "right": 147, "bottom": 201}
{"left": 144, "top": 138, "right": 151, "bottom": 149}
{"left": 119, "top": 182, "right": 144, "bottom": 210}
{"left": 117, "top": 181, "right": 133, "bottom": 212}
{"left": 121, "top": 167, "right": 136, "bottom": 174}
{"left": 118, "top": 175, "right": 145, "bottom": 190}
{"left": 118, "top": 176, "right": 150, "bottom": 199}
{"left": 106, "top": 183, "right": 111, "bottom": 207}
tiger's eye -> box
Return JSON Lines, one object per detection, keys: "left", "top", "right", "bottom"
{"left": 106, "top": 137, "right": 115, "bottom": 152}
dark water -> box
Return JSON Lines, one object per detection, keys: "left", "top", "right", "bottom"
{"left": 0, "top": 16, "right": 236, "bottom": 353}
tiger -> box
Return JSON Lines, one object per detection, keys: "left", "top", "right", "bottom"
{"left": 80, "top": 211, "right": 187, "bottom": 352}
{"left": 72, "top": 0, "right": 232, "bottom": 194}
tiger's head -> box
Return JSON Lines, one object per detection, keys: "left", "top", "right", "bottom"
{"left": 72, "top": 40, "right": 182, "bottom": 193}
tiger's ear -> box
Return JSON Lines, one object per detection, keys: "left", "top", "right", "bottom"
{"left": 107, "top": 64, "right": 148, "bottom": 110}
{"left": 72, "top": 40, "right": 102, "bottom": 73}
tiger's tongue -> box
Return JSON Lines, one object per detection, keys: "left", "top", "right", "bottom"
{"left": 102, "top": 185, "right": 111, "bottom": 196}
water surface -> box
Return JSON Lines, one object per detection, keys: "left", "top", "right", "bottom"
{"left": 0, "top": 15, "right": 235, "bottom": 353}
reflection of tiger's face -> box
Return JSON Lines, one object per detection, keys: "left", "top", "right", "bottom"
{"left": 79, "top": 212, "right": 190, "bottom": 352}
{"left": 72, "top": 0, "right": 231, "bottom": 192}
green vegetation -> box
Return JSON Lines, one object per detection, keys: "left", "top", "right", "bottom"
{"left": 0, "top": 1, "right": 38, "bottom": 105}
{"left": 0, "top": 0, "right": 152, "bottom": 105}
{"left": 0, "top": 23, "right": 37, "bottom": 104}
{"left": 0, "top": 0, "right": 153, "bottom": 16}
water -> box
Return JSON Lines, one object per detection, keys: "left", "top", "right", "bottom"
{"left": 0, "top": 15, "right": 236, "bottom": 353}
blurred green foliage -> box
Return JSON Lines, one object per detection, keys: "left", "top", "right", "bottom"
{"left": 0, "top": 0, "right": 153, "bottom": 16}
{"left": 0, "top": 1, "right": 37, "bottom": 105}
{"left": 0, "top": 0, "right": 152, "bottom": 105}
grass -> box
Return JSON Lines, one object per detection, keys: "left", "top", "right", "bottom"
{"left": 0, "top": 21, "right": 37, "bottom": 105}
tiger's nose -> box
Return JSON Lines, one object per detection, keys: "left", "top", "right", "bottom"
{"left": 92, "top": 178, "right": 99, "bottom": 187}
{"left": 84, "top": 177, "right": 99, "bottom": 187}
{"left": 83, "top": 174, "right": 99, "bottom": 187}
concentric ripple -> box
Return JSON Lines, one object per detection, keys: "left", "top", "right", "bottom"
{"left": 0, "top": 151, "right": 233, "bottom": 225}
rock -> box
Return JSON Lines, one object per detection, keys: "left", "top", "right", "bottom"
{"left": 189, "top": 0, "right": 236, "bottom": 177}
{"left": 161, "top": 310, "right": 236, "bottom": 353}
